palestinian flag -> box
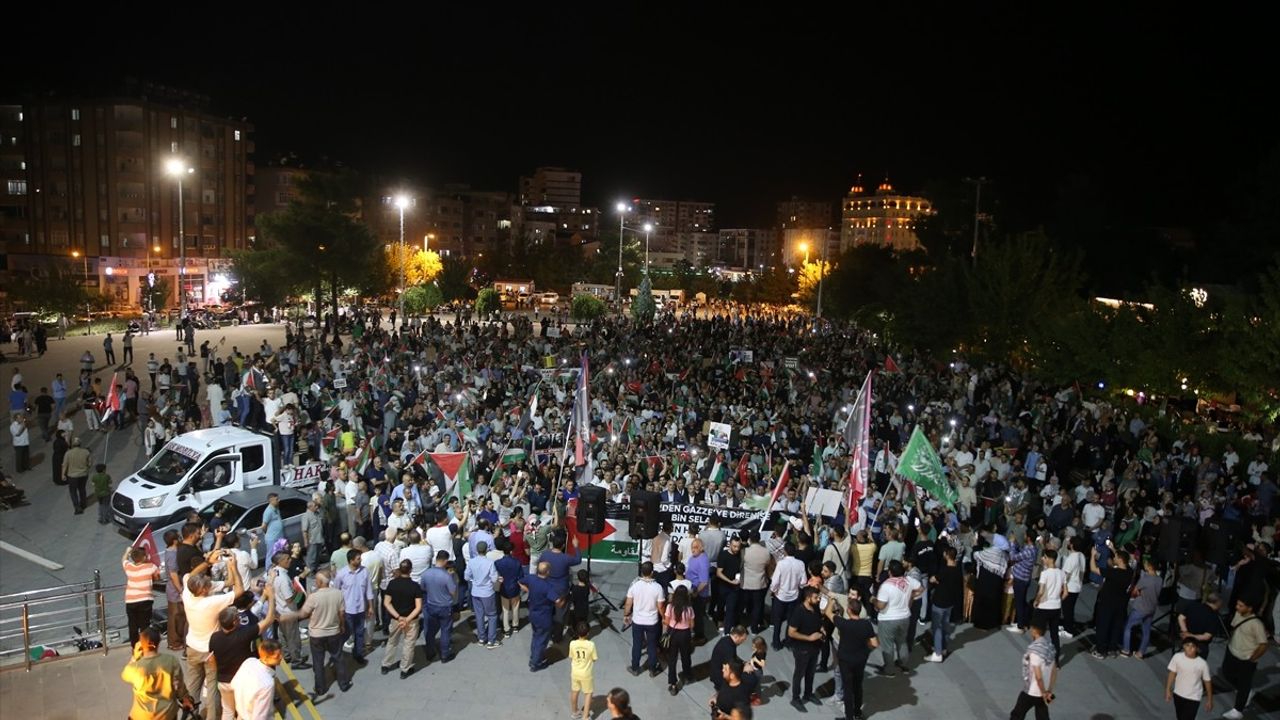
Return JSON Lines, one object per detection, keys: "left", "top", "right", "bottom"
{"left": 430, "top": 451, "right": 472, "bottom": 501}
{"left": 241, "top": 367, "right": 265, "bottom": 392}
{"left": 290, "top": 574, "right": 308, "bottom": 606}
{"left": 812, "top": 444, "right": 824, "bottom": 481}
{"left": 500, "top": 447, "right": 528, "bottom": 467}
{"left": 708, "top": 452, "right": 728, "bottom": 485}
{"left": 627, "top": 417, "right": 640, "bottom": 444}
{"left": 758, "top": 461, "right": 792, "bottom": 530}
{"left": 322, "top": 426, "right": 341, "bottom": 454}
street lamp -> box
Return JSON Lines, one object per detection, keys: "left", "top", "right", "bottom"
{"left": 615, "top": 202, "right": 629, "bottom": 309}
{"left": 423, "top": 233, "right": 435, "bottom": 253}
{"left": 394, "top": 195, "right": 412, "bottom": 323}
{"left": 798, "top": 241, "right": 809, "bottom": 266}
{"left": 72, "top": 250, "right": 91, "bottom": 335}
{"left": 147, "top": 244, "right": 161, "bottom": 313}
{"left": 642, "top": 223, "right": 653, "bottom": 275}
{"left": 165, "top": 157, "right": 194, "bottom": 317}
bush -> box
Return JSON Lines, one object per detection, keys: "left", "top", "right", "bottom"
{"left": 402, "top": 284, "right": 443, "bottom": 315}
{"left": 631, "top": 274, "right": 656, "bottom": 324}
{"left": 572, "top": 293, "right": 606, "bottom": 321}
{"left": 475, "top": 288, "right": 500, "bottom": 317}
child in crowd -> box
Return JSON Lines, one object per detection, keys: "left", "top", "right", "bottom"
{"left": 569, "top": 621, "right": 597, "bottom": 720}
{"left": 570, "top": 569, "right": 592, "bottom": 629}
{"left": 92, "top": 463, "right": 113, "bottom": 524}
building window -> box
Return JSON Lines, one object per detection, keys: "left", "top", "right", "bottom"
{"left": 171, "top": 141, "right": 178, "bottom": 153}
{"left": 100, "top": 234, "right": 109, "bottom": 247}
{"left": 16, "top": 111, "right": 22, "bottom": 122}
{"left": 71, "top": 108, "right": 80, "bottom": 120}
{"left": 7, "top": 180, "right": 26, "bottom": 195}
{"left": 234, "top": 130, "right": 241, "bottom": 141}
{"left": 72, "top": 134, "right": 81, "bottom": 147}
{"left": 171, "top": 116, "right": 178, "bottom": 129}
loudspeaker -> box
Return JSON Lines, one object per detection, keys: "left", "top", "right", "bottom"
{"left": 1158, "top": 517, "right": 1196, "bottom": 565}
{"left": 577, "top": 485, "right": 607, "bottom": 535}
{"left": 1207, "top": 518, "right": 1243, "bottom": 566}
{"left": 628, "top": 490, "right": 661, "bottom": 540}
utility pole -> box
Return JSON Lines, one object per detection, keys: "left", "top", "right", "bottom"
{"left": 964, "top": 176, "right": 988, "bottom": 264}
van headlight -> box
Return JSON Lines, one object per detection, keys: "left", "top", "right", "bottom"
{"left": 138, "top": 494, "right": 168, "bottom": 509}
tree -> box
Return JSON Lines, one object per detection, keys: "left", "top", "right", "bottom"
{"left": 8, "top": 271, "right": 103, "bottom": 318}
{"left": 796, "top": 259, "right": 831, "bottom": 305}
{"left": 232, "top": 246, "right": 294, "bottom": 308}
{"left": 631, "top": 274, "right": 656, "bottom": 324}
{"left": 571, "top": 293, "right": 606, "bottom": 321}
{"left": 253, "top": 170, "right": 381, "bottom": 341}
{"left": 823, "top": 246, "right": 915, "bottom": 320}
{"left": 385, "top": 245, "right": 443, "bottom": 287}
{"left": 143, "top": 276, "right": 173, "bottom": 313}
{"left": 436, "top": 256, "right": 473, "bottom": 302}
{"left": 402, "top": 284, "right": 443, "bottom": 315}
{"left": 475, "top": 287, "right": 500, "bottom": 317}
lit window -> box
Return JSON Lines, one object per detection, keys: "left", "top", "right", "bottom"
{"left": 234, "top": 130, "right": 241, "bottom": 141}
{"left": 7, "top": 180, "right": 27, "bottom": 195}
{"left": 19, "top": 161, "right": 25, "bottom": 170}
{"left": 171, "top": 141, "right": 178, "bottom": 153}
{"left": 72, "top": 134, "right": 81, "bottom": 146}
{"left": 171, "top": 116, "right": 178, "bottom": 129}
{"left": 71, "top": 108, "right": 80, "bottom": 120}
{"left": 16, "top": 111, "right": 22, "bottom": 121}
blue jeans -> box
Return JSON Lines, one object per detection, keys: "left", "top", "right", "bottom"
{"left": 423, "top": 603, "right": 453, "bottom": 659}
{"left": 1122, "top": 609, "right": 1153, "bottom": 655}
{"left": 281, "top": 434, "right": 295, "bottom": 465}
{"left": 472, "top": 594, "right": 498, "bottom": 644}
{"left": 530, "top": 618, "right": 551, "bottom": 669}
{"left": 630, "top": 622, "right": 660, "bottom": 672}
{"left": 770, "top": 597, "right": 796, "bottom": 646}
{"left": 931, "top": 604, "right": 953, "bottom": 653}
{"left": 1012, "top": 578, "right": 1031, "bottom": 628}
{"left": 343, "top": 612, "right": 366, "bottom": 661}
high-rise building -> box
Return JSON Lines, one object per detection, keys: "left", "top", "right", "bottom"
{"left": 717, "top": 228, "right": 778, "bottom": 270}
{"left": 777, "top": 197, "right": 835, "bottom": 235}
{"left": 781, "top": 228, "right": 841, "bottom": 267}
{"left": 840, "top": 177, "right": 933, "bottom": 253}
{"left": 0, "top": 84, "right": 254, "bottom": 307}
{"left": 631, "top": 198, "right": 716, "bottom": 261}
{"left": 254, "top": 155, "right": 312, "bottom": 218}
{"left": 519, "top": 167, "right": 581, "bottom": 207}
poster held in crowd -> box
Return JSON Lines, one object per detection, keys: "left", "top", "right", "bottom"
{"left": 577, "top": 500, "right": 771, "bottom": 562}
{"left": 708, "top": 421, "right": 732, "bottom": 450}
{"left": 803, "top": 487, "right": 846, "bottom": 518}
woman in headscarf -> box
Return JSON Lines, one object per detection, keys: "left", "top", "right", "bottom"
{"left": 971, "top": 527, "right": 1009, "bottom": 630}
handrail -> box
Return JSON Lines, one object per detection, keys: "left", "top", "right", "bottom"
{"left": 0, "top": 572, "right": 130, "bottom": 672}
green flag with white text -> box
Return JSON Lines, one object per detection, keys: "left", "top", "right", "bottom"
{"left": 896, "top": 426, "right": 957, "bottom": 509}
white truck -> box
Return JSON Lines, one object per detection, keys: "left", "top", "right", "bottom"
{"left": 110, "top": 427, "right": 326, "bottom": 536}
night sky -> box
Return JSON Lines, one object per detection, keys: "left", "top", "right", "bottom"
{"left": 13, "top": 5, "right": 1278, "bottom": 234}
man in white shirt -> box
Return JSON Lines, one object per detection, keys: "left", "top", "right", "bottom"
{"left": 1032, "top": 548, "right": 1068, "bottom": 661}
{"left": 1082, "top": 493, "right": 1106, "bottom": 533}
{"left": 231, "top": 638, "right": 284, "bottom": 720}
{"left": 399, "top": 530, "right": 434, "bottom": 583}
{"left": 183, "top": 562, "right": 244, "bottom": 714}
{"left": 1247, "top": 455, "right": 1269, "bottom": 486}
{"left": 1060, "top": 539, "right": 1086, "bottom": 636}
{"left": 872, "top": 559, "right": 922, "bottom": 675}
{"left": 769, "top": 545, "right": 808, "bottom": 651}
{"left": 425, "top": 516, "right": 454, "bottom": 561}
{"left": 623, "top": 561, "right": 666, "bottom": 676}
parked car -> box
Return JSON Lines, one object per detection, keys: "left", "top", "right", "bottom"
{"left": 137, "top": 486, "right": 312, "bottom": 552}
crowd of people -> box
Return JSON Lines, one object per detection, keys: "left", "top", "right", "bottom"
{"left": 5, "top": 298, "right": 1278, "bottom": 720}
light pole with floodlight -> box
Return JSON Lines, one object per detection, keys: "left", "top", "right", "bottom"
{"left": 395, "top": 195, "right": 412, "bottom": 323}
{"left": 643, "top": 223, "right": 653, "bottom": 275}
{"left": 165, "top": 158, "right": 194, "bottom": 317}
{"left": 72, "top": 250, "right": 91, "bottom": 335}
{"left": 615, "top": 202, "right": 629, "bottom": 309}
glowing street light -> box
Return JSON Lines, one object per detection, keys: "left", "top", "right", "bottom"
{"left": 72, "top": 250, "right": 91, "bottom": 334}
{"left": 615, "top": 202, "right": 630, "bottom": 310}
{"left": 394, "top": 194, "right": 412, "bottom": 323}
{"left": 643, "top": 223, "right": 653, "bottom": 275}
{"left": 798, "top": 241, "right": 809, "bottom": 266}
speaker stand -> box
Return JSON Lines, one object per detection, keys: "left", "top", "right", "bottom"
{"left": 585, "top": 530, "right": 619, "bottom": 612}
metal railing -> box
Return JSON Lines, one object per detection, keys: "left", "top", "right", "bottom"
{"left": 0, "top": 571, "right": 128, "bottom": 672}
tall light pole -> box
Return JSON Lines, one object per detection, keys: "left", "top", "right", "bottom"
{"left": 964, "top": 176, "right": 988, "bottom": 265}
{"left": 165, "top": 158, "right": 194, "bottom": 316}
{"left": 615, "top": 202, "right": 628, "bottom": 309}
{"left": 642, "top": 222, "right": 653, "bottom": 275}
{"left": 72, "top": 250, "right": 91, "bottom": 335}
{"left": 799, "top": 241, "right": 809, "bottom": 266}
{"left": 395, "top": 195, "right": 412, "bottom": 323}
{"left": 816, "top": 234, "right": 827, "bottom": 319}
{"left": 147, "top": 244, "right": 161, "bottom": 313}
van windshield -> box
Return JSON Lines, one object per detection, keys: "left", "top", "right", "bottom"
{"left": 136, "top": 445, "right": 199, "bottom": 486}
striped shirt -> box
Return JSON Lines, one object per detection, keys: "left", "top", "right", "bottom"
{"left": 124, "top": 560, "right": 157, "bottom": 604}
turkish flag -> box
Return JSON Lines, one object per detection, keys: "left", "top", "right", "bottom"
{"left": 133, "top": 523, "right": 162, "bottom": 568}
{"left": 884, "top": 355, "right": 901, "bottom": 373}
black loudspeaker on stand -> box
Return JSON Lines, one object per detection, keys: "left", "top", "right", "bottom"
{"left": 628, "top": 490, "right": 661, "bottom": 541}
{"left": 577, "top": 485, "right": 618, "bottom": 612}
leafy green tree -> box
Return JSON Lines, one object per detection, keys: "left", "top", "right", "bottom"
{"left": 232, "top": 246, "right": 294, "bottom": 308}
{"left": 475, "top": 287, "right": 500, "bottom": 317}
{"left": 8, "top": 271, "right": 96, "bottom": 318}
{"left": 143, "top": 276, "right": 173, "bottom": 313}
{"left": 571, "top": 293, "right": 606, "bottom": 321}
{"left": 823, "top": 246, "right": 915, "bottom": 320}
{"left": 402, "top": 284, "right": 443, "bottom": 315}
{"left": 1221, "top": 257, "right": 1280, "bottom": 421}
{"left": 436, "top": 256, "right": 473, "bottom": 302}
{"left": 631, "top": 274, "right": 656, "bottom": 324}
{"left": 796, "top": 260, "right": 832, "bottom": 305}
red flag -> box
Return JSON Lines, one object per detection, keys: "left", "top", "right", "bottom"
{"left": 759, "top": 462, "right": 792, "bottom": 531}
{"left": 100, "top": 372, "right": 122, "bottom": 423}
{"left": 884, "top": 355, "right": 900, "bottom": 373}
{"left": 565, "top": 498, "right": 581, "bottom": 555}
{"left": 736, "top": 452, "right": 751, "bottom": 487}
{"left": 133, "top": 523, "right": 162, "bottom": 568}
{"left": 843, "top": 371, "right": 874, "bottom": 512}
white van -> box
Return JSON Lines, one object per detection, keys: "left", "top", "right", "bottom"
{"left": 110, "top": 427, "right": 324, "bottom": 535}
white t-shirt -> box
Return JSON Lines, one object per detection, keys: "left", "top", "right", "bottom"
{"left": 1061, "top": 552, "right": 1085, "bottom": 593}
{"left": 1167, "top": 652, "right": 1210, "bottom": 701}
{"left": 425, "top": 525, "right": 454, "bottom": 560}
{"left": 181, "top": 583, "right": 236, "bottom": 653}
{"left": 1082, "top": 503, "right": 1106, "bottom": 529}
{"left": 230, "top": 657, "right": 276, "bottom": 720}
{"left": 874, "top": 576, "right": 921, "bottom": 621}
{"left": 1036, "top": 568, "right": 1066, "bottom": 610}
{"left": 1024, "top": 651, "right": 1049, "bottom": 697}
{"left": 400, "top": 544, "right": 434, "bottom": 583}
{"left": 626, "top": 577, "right": 665, "bottom": 625}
